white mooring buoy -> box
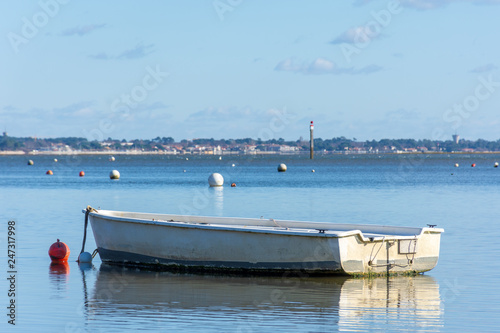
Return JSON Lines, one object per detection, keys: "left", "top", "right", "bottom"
{"left": 109, "top": 170, "right": 120, "bottom": 179}
{"left": 278, "top": 163, "right": 287, "bottom": 172}
{"left": 208, "top": 173, "right": 224, "bottom": 187}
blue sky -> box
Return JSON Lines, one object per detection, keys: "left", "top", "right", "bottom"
{"left": 1, "top": 0, "right": 500, "bottom": 142}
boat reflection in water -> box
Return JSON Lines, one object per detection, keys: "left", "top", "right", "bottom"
{"left": 85, "top": 264, "right": 443, "bottom": 331}
{"left": 339, "top": 276, "right": 443, "bottom": 331}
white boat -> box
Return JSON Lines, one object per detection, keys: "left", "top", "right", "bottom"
{"left": 86, "top": 208, "right": 444, "bottom": 276}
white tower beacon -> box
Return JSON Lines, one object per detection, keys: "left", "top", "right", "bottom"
{"left": 310, "top": 121, "right": 314, "bottom": 159}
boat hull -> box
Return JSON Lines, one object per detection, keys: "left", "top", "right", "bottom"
{"left": 88, "top": 209, "right": 443, "bottom": 276}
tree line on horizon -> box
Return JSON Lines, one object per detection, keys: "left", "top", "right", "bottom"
{"left": 1, "top": 135, "right": 500, "bottom": 152}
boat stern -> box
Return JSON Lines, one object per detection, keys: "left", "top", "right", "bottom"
{"left": 338, "top": 227, "right": 443, "bottom": 276}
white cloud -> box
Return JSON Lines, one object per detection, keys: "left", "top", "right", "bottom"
{"left": 2, "top": 105, "right": 18, "bottom": 112}
{"left": 330, "top": 26, "right": 382, "bottom": 45}
{"left": 88, "top": 52, "right": 110, "bottom": 60}
{"left": 308, "top": 58, "right": 336, "bottom": 73}
{"left": 355, "top": 64, "right": 384, "bottom": 74}
{"left": 274, "top": 58, "right": 302, "bottom": 72}
{"left": 122, "top": 102, "right": 170, "bottom": 121}
{"left": 353, "top": 0, "right": 500, "bottom": 10}
{"left": 333, "top": 109, "right": 434, "bottom": 140}
{"left": 385, "top": 109, "right": 421, "bottom": 121}
{"left": 275, "top": 57, "right": 382, "bottom": 75}
{"left": 402, "top": 0, "right": 451, "bottom": 9}
{"left": 182, "top": 106, "right": 298, "bottom": 140}
{"left": 187, "top": 106, "right": 257, "bottom": 123}
{"left": 353, "top": 0, "right": 374, "bottom": 6}
{"left": 60, "top": 24, "right": 106, "bottom": 37}
{"left": 89, "top": 42, "right": 155, "bottom": 60}
{"left": 117, "top": 42, "right": 155, "bottom": 60}
{"left": 53, "top": 101, "right": 96, "bottom": 118}
{"left": 1, "top": 102, "right": 102, "bottom": 138}
{"left": 73, "top": 107, "right": 94, "bottom": 117}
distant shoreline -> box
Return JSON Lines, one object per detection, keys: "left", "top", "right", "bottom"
{"left": 2, "top": 150, "right": 500, "bottom": 156}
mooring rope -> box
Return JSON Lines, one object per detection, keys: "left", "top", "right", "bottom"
{"left": 406, "top": 234, "right": 418, "bottom": 265}
{"left": 369, "top": 236, "right": 386, "bottom": 265}
{"left": 79, "top": 206, "right": 96, "bottom": 257}
{"left": 368, "top": 236, "right": 419, "bottom": 268}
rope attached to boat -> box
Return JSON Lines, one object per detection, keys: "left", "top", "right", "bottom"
{"left": 368, "top": 235, "right": 419, "bottom": 268}
{"left": 368, "top": 237, "right": 400, "bottom": 268}
{"left": 270, "top": 218, "right": 289, "bottom": 230}
{"left": 368, "top": 236, "right": 386, "bottom": 266}
{"left": 79, "top": 206, "right": 97, "bottom": 257}
{"left": 405, "top": 235, "right": 418, "bottom": 266}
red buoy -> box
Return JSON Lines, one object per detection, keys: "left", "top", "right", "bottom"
{"left": 48, "top": 239, "right": 70, "bottom": 262}
{"left": 46, "top": 170, "right": 53, "bottom": 175}
{"left": 79, "top": 171, "right": 85, "bottom": 177}
{"left": 231, "top": 183, "right": 236, "bottom": 187}
{"left": 471, "top": 163, "right": 476, "bottom": 167}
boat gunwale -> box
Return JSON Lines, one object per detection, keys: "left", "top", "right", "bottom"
{"left": 88, "top": 209, "right": 444, "bottom": 240}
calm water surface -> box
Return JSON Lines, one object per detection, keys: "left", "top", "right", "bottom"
{"left": 0, "top": 153, "right": 499, "bottom": 332}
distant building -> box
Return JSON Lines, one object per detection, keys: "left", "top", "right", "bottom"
{"left": 452, "top": 134, "right": 460, "bottom": 144}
